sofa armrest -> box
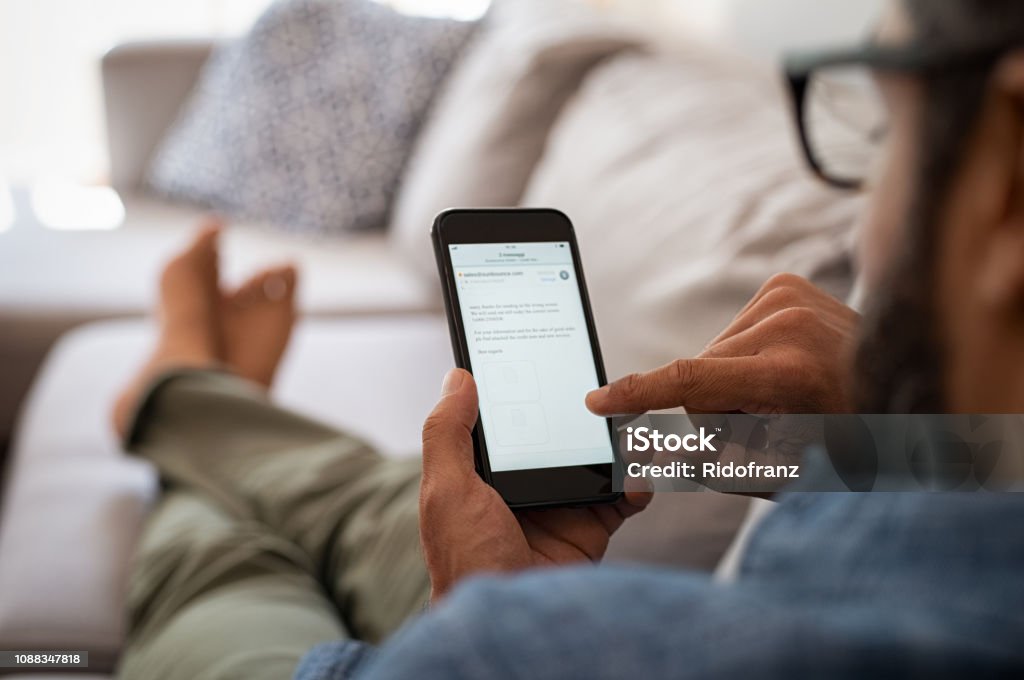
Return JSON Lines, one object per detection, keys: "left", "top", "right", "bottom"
{"left": 102, "top": 39, "right": 216, "bottom": 192}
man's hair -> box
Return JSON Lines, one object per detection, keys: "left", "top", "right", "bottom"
{"left": 853, "top": 0, "right": 1024, "bottom": 412}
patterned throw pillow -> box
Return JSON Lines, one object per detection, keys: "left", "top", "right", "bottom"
{"left": 147, "top": 0, "right": 477, "bottom": 236}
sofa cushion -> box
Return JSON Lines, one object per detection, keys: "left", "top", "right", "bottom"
{"left": 147, "top": 0, "right": 476, "bottom": 236}
{"left": 0, "top": 455, "right": 154, "bottom": 665}
{"left": 102, "top": 40, "right": 214, "bottom": 193}
{"left": 0, "top": 317, "right": 454, "bottom": 668}
{"left": 389, "top": 0, "right": 645, "bottom": 279}
{"left": 522, "top": 46, "right": 864, "bottom": 380}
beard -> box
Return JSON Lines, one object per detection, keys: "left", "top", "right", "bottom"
{"left": 851, "top": 228, "right": 947, "bottom": 414}
{"left": 852, "top": 55, "right": 997, "bottom": 414}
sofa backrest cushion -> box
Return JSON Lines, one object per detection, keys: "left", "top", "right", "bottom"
{"left": 103, "top": 40, "right": 214, "bottom": 193}
{"left": 521, "top": 46, "right": 864, "bottom": 380}
{"left": 388, "top": 0, "right": 645, "bottom": 279}
{"left": 146, "top": 0, "right": 476, "bottom": 237}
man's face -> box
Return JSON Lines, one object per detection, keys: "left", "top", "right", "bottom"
{"left": 855, "top": 0, "right": 1024, "bottom": 413}
{"left": 852, "top": 1, "right": 946, "bottom": 413}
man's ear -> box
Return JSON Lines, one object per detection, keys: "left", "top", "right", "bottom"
{"left": 977, "top": 51, "right": 1024, "bottom": 313}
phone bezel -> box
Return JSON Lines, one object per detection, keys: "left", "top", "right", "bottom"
{"left": 431, "top": 208, "right": 622, "bottom": 509}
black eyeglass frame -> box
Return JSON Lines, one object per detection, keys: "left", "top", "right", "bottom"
{"left": 783, "top": 43, "right": 1015, "bottom": 190}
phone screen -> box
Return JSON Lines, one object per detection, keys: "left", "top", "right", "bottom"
{"left": 449, "top": 241, "right": 615, "bottom": 472}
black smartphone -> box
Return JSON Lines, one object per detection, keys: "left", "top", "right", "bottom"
{"left": 432, "top": 208, "right": 621, "bottom": 509}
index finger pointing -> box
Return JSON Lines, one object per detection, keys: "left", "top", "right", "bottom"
{"left": 585, "top": 357, "right": 764, "bottom": 415}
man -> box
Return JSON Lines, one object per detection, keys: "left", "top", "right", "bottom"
{"left": 115, "top": 0, "right": 1024, "bottom": 677}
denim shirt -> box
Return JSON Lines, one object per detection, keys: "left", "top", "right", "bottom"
{"left": 296, "top": 493, "right": 1024, "bottom": 679}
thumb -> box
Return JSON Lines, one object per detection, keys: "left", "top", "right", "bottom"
{"left": 422, "top": 369, "right": 479, "bottom": 481}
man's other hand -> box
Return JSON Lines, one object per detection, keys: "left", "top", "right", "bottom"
{"left": 587, "top": 274, "right": 860, "bottom": 416}
{"left": 420, "top": 369, "right": 650, "bottom": 603}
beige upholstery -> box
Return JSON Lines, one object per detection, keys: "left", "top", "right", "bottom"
{"left": 389, "top": 0, "right": 645, "bottom": 278}
{"left": 102, "top": 40, "right": 214, "bottom": 192}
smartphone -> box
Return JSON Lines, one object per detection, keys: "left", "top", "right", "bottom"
{"left": 432, "top": 208, "right": 621, "bottom": 509}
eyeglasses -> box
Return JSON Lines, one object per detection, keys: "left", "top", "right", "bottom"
{"left": 783, "top": 43, "right": 1013, "bottom": 191}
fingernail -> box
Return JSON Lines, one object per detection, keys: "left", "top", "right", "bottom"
{"left": 590, "top": 385, "right": 609, "bottom": 401}
{"left": 441, "top": 369, "right": 465, "bottom": 396}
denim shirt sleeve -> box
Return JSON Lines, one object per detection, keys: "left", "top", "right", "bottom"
{"left": 294, "top": 640, "right": 376, "bottom": 680}
{"left": 348, "top": 564, "right": 1016, "bottom": 679}
{"left": 308, "top": 495, "right": 1024, "bottom": 679}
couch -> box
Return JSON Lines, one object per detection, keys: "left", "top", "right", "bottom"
{"left": 0, "top": 2, "right": 878, "bottom": 676}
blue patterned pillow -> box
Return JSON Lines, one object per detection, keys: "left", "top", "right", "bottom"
{"left": 147, "top": 0, "right": 477, "bottom": 235}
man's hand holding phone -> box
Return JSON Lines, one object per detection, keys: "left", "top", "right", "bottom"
{"left": 420, "top": 369, "right": 651, "bottom": 603}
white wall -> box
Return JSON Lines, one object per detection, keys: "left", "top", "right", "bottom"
{"left": 0, "top": 0, "right": 276, "bottom": 183}
{"left": 610, "top": 0, "right": 886, "bottom": 59}
{"left": 0, "top": 0, "right": 487, "bottom": 184}
{"left": 718, "top": 0, "right": 886, "bottom": 56}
